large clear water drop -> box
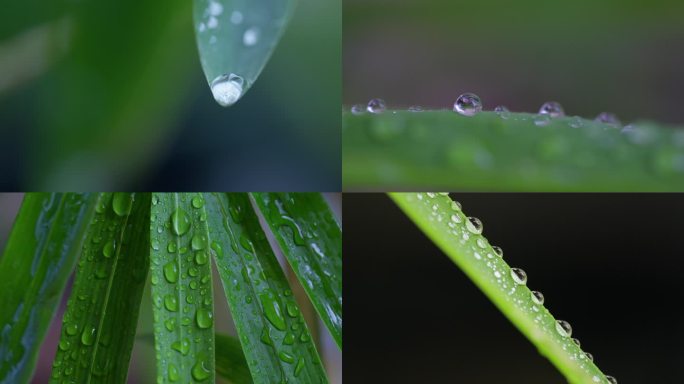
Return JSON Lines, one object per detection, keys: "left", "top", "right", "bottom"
{"left": 454, "top": 93, "right": 482, "bottom": 117}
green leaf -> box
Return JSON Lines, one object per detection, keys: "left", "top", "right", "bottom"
{"left": 203, "top": 193, "right": 327, "bottom": 384}
{"left": 389, "top": 192, "right": 613, "bottom": 384}
{"left": 150, "top": 193, "right": 215, "bottom": 384}
{"left": 343, "top": 110, "right": 684, "bottom": 191}
{"left": 251, "top": 193, "right": 342, "bottom": 348}
{"left": 0, "top": 193, "right": 96, "bottom": 384}
{"left": 50, "top": 193, "right": 151, "bottom": 383}
{"left": 193, "top": 0, "right": 297, "bottom": 106}
{"left": 215, "top": 333, "right": 253, "bottom": 384}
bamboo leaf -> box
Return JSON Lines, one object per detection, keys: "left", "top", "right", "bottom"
{"left": 193, "top": 0, "right": 297, "bottom": 106}
{"left": 203, "top": 193, "right": 327, "bottom": 384}
{"left": 344, "top": 110, "right": 684, "bottom": 191}
{"left": 215, "top": 333, "right": 253, "bottom": 384}
{"left": 251, "top": 193, "right": 342, "bottom": 348}
{"left": 0, "top": 193, "right": 96, "bottom": 384}
{"left": 150, "top": 193, "right": 215, "bottom": 384}
{"left": 390, "top": 192, "right": 613, "bottom": 384}
{"left": 49, "top": 193, "right": 151, "bottom": 383}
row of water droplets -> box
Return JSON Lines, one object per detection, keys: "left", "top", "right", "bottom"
{"left": 352, "top": 95, "right": 631, "bottom": 131}
{"left": 211, "top": 193, "right": 318, "bottom": 380}
{"left": 415, "top": 192, "right": 617, "bottom": 384}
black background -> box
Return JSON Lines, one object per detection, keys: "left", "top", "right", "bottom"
{"left": 344, "top": 194, "right": 684, "bottom": 383}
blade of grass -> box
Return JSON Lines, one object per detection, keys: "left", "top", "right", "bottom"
{"left": 251, "top": 193, "right": 342, "bottom": 348}
{"left": 215, "top": 333, "right": 253, "bottom": 384}
{"left": 344, "top": 110, "right": 684, "bottom": 191}
{"left": 150, "top": 193, "right": 214, "bottom": 384}
{"left": 389, "top": 192, "right": 612, "bottom": 384}
{"left": 49, "top": 193, "right": 151, "bottom": 383}
{"left": 203, "top": 193, "right": 327, "bottom": 384}
{"left": 0, "top": 193, "right": 96, "bottom": 384}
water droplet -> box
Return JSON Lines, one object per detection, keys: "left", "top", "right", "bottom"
{"left": 81, "top": 326, "right": 95, "bottom": 346}
{"left": 243, "top": 27, "right": 260, "bottom": 46}
{"left": 278, "top": 351, "right": 295, "bottom": 364}
{"left": 191, "top": 358, "right": 211, "bottom": 381}
{"left": 230, "top": 10, "right": 243, "bottom": 24}
{"left": 606, "top": 376, "right": 617, "bottom": 384}
{"left": 585, "top": 352, "right": 593, "bottom": 361}
{"left": 103, "top": 239, "right": 116, "bottom": 258}
{"left": 195, "top": 251, "right": 209, "bottom": 265}
{"left": 171, "top": 209, "right": 191, "bottom": 237}
{"left": 531, "top": 290, "right": 544, "bottom": 304}
{"left": 555, "top": 319, "right": 572, "bottom": 337}
{"left": 192, "top": 196, "right": 204, "bottom": 208}
{"left": 210, "top": 241, "right": 223, "bottom": 259}
{"left": 164, "top": 295, "right": 178, "bottom": 312}
{"left": 450, "top": 201, "right": 462, "bottom": 211}
{"left": 453, "top": 93, "right": 482, "bottom": 117}
{"left": 450, "top": 214, "right": 462, "bottom": 224}
{"left": 595, "top": 112, "right": 621, "bottom": 127}
{"left": 300, "top": 332, "right": 310, "bottom": 342}
{"left": 151, "top": 239, "right": 160, "bottom": 251}
{"left": 196, "top": 308, "right": 213, "bottom": 329}
{"left": 167, "top": 242, "right": 177, "bottom": 253}
{"left": 286, "top": 302, "right": 299, "bottom": 318}
{"left": 510, "top": 268, "right": 527, "bottom": 285}
{"left": 408, "top": 105, "right": 424, "bottom": 112}
{"left": 534, "top": 114, "right": 551, "bottom": 126}
{"left": 572, "top": 337, "right": 580, "bottom": 346}
{"left": 65, "top": 322, "right": 79, "bottom": 336}
{"left": 260, "top": 292, "right": 286, "bottom": 331}
{"left": 112, "top": 193, "right": 133, "bottom": 216}
{"left": 294, "top": 357, "right": 305, "bottom": 377}
{"left": 164, "top": 318, "right": 176, "bottom": 332}
{"left": 163, "top": 262, "right": 178, "bottom": 283}
{"left": 260, "top": 327, "right": 273, "bottom": 346}
{"left": 351, "top": 104, "right": 365, "bottom": 114}
{"left": 494, "top": 105, "right": 510, "bottom": 119}
{"left": 367, "top": 98, "right": 386, "bottom": 114}
{"left": 539, "top": 101, "right": 565, "bottom": 117}
{"left": 171, "top": 338, "right": 190, "bottom": 355}
{"left": 168, "top": 363, "right": 179, "bottom": 382}
{"left": 492, "top": 246, "right": 503, "bottom": 257}
{"left": 465, "top": 217, "right": 483, "bottom": 234}
{"left": 569, "top": 116, "right": 583, "bottom": 128}
{"left": 191, "top": 235, "right": 206, "bottom": 251}
{"left": 58, "top": 340, "right": 71, "bottom": 351}
{"left": 210, "top": 73, "right": 245, "bottom": 107}
{"left": 283, "top": 332, "right": 295, "bottom": 345}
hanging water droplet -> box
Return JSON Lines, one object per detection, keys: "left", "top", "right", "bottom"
{"left": 351, "top": 104, "right": 365, "bottom": 115}
{"left": 408, "top": 105, "right": 424, "bottom": 112}
{"left": 491, "top": 246, "right": 503, "bottom": 257}
{"left": 163, "top": 262, "right": 179, "bottom": 283}
{"left": 453, "top": 93, "right": 482, "bottom": 117}
{"left": 465, "top": 217, "right": 483, "bottom": 234}
{"left": 555, "top": 319, "right": 572, "bottom": 337}
{"left": 210, "top": 73, "right": 245, "bottom": 107}
{"left": 367, "top": 98, "right": 386, "bottom": 114}
{"left": 538, "top": 101, "right": 565, "bottom": 117}
{"left": 531, "top": 290, "right": 544, "bottom": 304}
{"left": 196, "top": 308, "right": 213, "bottom": 329}
{"left": 112, "top": 193, "right": 133, "bottom": 216}
{"left": 171, "top": 208, "right": 191, "bottom": 236}
{"left": 534, "top": 114, "right": 551, "bottom": 126}
{"left": 605, "top": 375, "right": 617, "bottom": 384}
{"left": 569, "top": 116, "right": 583, "bottom": 128}
{"left": 510, "top": 268, "right": 527, "bottom": 285}
{"left": 595, "top": 112, "right": 621, "bottom": 127}
{"left": 494, "top": 105, "right": 510, "bottom": 119}
{"left": 243, "top": 27, "right": 260, "bottom": 46}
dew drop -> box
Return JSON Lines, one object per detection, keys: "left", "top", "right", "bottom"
{"left": 569, "top": 116, "right": 583, "bottom": 128}
{"left": 450, "top": 214, "right": 462, "bottom": 224}
{"left": 595, "top": 112, "right": 621, "bottom": 127}
{"left": 163, "top": 262, "right": 179, "bottom": 283}
{"left": 65, "top": 322, "right": 78, "bottom": 336}
{"left": 531, "top": 290, "right": 544, "bottom": 304}
{"left": 102, "top": 239, "right": 116, "bottom": 258}
{"left": 510, "top": 268, "right": 527, "bottom": 285}
{"left": 210, "top": 241, "right": 223, "bottom": 259}
{"left": 465, "top": 217, "right": 483, "bottom": 234}
{"left": 167, "top": 242, "right": 177, "bottom": 253}
{"left": 585, "top": 352, "right": 594, "bottom": 361}
{"left": 81, "top": 326, "right": 95, "bottom": 346}
{"left": 450, "top": 201, "right": 462, "bottom": 211}
{"left": 494, "top": 105, "right": 510, "bottom": 119}
{"left": 196, "top": 308, "right": 213, "bottom": 329}
{"left": 572, "top": 337, "right": 580, "bottom": 347}
{"left": 555, "top": 319, "right": 572, "bottom": 337}
{"left": 283, "top": 332, "right": 295, "bottom": 345}
{"left": 171, "top": 338, "right": 190, "bottom": 355}
{"left": 538, "top": 101, "right": 565, "bottom": 118}
{"left": 58, "top": 340, "right": 71, "bottom": 351}
{"left": 171, "top": 209, "right": 191, "bottom": 236}
{"left": 210, "top": 73, "right": 245, "bottom": 107}
{"left": 260, "top": 292, "right": 286, "bottom": 331}
{"left": 230, "top": 11, "right": 243, "bottom": 24}
{"left": 534, "top": 114, "right": 551, "bottom": 126}
{"left": 191, "top": 235, "right": 206, "bottom": 251}
{"left": 260, "top": 327, "right": 273, "bottom": 346}
{"left": 191, "top": 196, "right": 204, "bottom": 208}
{"left": 286, "top": 302, "right": 299, "bottom": 318}
{"left": 164, "top": 295, "right": 179, "bottom": 312}
{"left": 294, "top": 357, "right": 305, "bottom": 377}
{"left": 606, "top": 375, "right": 617, "bottom": 384}
{"left": 191, "top": 358, "right": 211, "bottom": 381}
{"left": 351, "top": 104, "right": 365, "bottom": 114}
{"left": 492, "top": 246, "right": 503, "bottom": 257}
{"left": 112, "top": 193, "right": 133, "bottom": 216}
{"left": 367, "top": 98, "right": 386, "bottom": 114}
{"left": 408, "top": 105, "right": 424, "bottom": 112}
{"left": 453, "top": 93, "right": 482, "bottom": 117}
{"left": 167, "top": 363, "right": 179, "bottom": 382}
{"left": 278, "top": 351, "right": 295, "bottom": 364}
{"left": 243, "top": 27, "right": 259, "bottom": 46}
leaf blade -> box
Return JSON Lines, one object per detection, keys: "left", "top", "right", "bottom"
{"left": 204, "top": 193, "right": 327, "bottom": 384}
{"left": 0, "top": 193, "right": 96, "bottom": 384}
{"left": 49, "top": 193, "right": 151, "bottom": 383}
{"left": 251, "top": 193, "right": 342, "bottom": 348}
{"left": 215, "top": 333, "right": 253, "bottom": 384}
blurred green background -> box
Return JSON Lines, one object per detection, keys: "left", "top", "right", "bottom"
{"left": 0, "top": 0, "right": 340, "bottom": 190}
{"left": 344, "top": 0, "right": 684, "bottom": 125}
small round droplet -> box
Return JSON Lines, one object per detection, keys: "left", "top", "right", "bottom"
{"left": 510, "top": 268, "right": 527, "bottom": 285}
{"left": 164, "top": 295, "right": 179, "bottom": 312}
{"left": 555, "top": 319, "right": 572, "bottom": 337}
{"left": 367, "top": 98, "right": 386, "bottom": 114}
{"left": 163, "top": 261, "right": 179, "bottom": 283}
{"left": 210, "top": 73, "right": 244, "bottom": 107}
{"left": 530, "top": 290, "right": 544, "bottom": 304}
{"left": 534, "top": 114, "right": 551, "bottom": 126}
{"left": 408, "top": 105, "right": 424, "bottom": 112}
{"left": 191, "top": 358, "right": 211, "bottom": 381}
{"left": 450, "top": 201, "right": 462, "bottom": 211}
{"left": 605, "top": 375, "right": 617, "bottom": 384}
{"left": 595, "top": 112, "right": 621, "bottom": 127}
{"left": 453, "top": 93, "right": 482, "bottom": 117}
{"left": 351, "top": 104, "right": 365, "bottom": 114}
{"left": 491, "top": 246, "right": 503, "bottom": 257}
{"left": 196, "top": 308, "right": 213, "bottom": 329}
{"left": 191, "top": 196, "right": 204, "bottom": 208}
{"left": 450, "top": 214, "right": 462, "bottom": 224}
{"left": 585, "top": 352, "right": 593, "bottom": 361}
{"left": 195, "top": 251, "right": 209, "bottom": 265}
{"left": 171, "top": 209, "right": 191, "bottom": 236}
{"left": 112, "top": 193, "right": 133, "bottom": 216}
{"left": 103, "top": 239, "right": 116, "bottom": 258}
{"left": 465, "top": 217, "right": 483, "bottom": 234}
{"left": 494, "top": 105, "right": 510, "bottom": 119}
{"left": 243, "top": 27, "right": 259, "bottom": 46}
{"left": 572, "top": 338, "right": 581, "bottom": 347}
{"left": 538, "top": 101, "right": 565, "bottom": 118}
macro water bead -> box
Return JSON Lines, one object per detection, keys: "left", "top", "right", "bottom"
{"left": 367, "top": 98, "right": 386, "bottom": 114}
{"left": 595, "top": 112, "right": 621, "bottom": 127}
{"left": 453, "top": 93, "right": 482, "bottom": 117}
{"left": 351, "top": 104, "right": 365, "bottom": 115}
{"left": 510, "top": 268, "right": 527, "bottom": 285}
{"left": 494, "top": 105, "right": 510, "bottom": 119}
{"left": 538, "top": 101, "right": 565, "bottom": 118}
{"left": 555, "top": 319, "right": 572, "bottom": 337}
{"left": 210, "top": 73, "right": 245, "bottom": 107}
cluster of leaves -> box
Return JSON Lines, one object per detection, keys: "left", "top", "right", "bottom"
{"left": 0, "top": 192, "right": 341, "bottom": 383}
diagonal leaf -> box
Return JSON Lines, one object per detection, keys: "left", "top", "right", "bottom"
{"left": 0, "top": 193, "right": 96, "bottom": 384}
{"left": 215, "top": 333, "right": 253, "bottom": 384}
{"left": 49, "top": 193, "right": 151, "bottom": 383}
{"left": 150, "top": 193, "right": 214, "bottom": 384}
{"left": 193, "top": 0, "right": 297, "bottom": 106}
{"left": 203, "top": 193, "right": 327, "bottom": 384}
{"left": 251, "top": 193, "right": 342, "bottom": 348}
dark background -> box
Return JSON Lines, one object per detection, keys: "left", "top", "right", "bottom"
{"left": 344, "top": 193, "right": 684, "bottom": 383}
